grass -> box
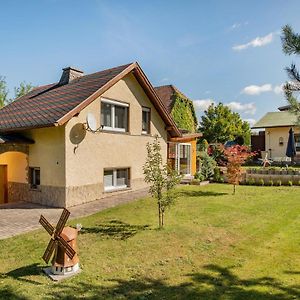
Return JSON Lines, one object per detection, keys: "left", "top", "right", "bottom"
{"left": 0, "top": 184, "right": 300, "bottom": 299}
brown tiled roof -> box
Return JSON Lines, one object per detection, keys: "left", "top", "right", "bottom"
{"left": 0, "top": 63, "right": 131, "bottom": 132}
{"left": 0, "top": 63, "right": 181, "bottom": 137}
{"left": 154, "top": 85, "right": 175, "bottom": 113}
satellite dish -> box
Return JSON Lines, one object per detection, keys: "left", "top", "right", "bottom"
{"left": 70, "top": 124, "right": 86, "bottom": 145}
{"left": 86, "top": 113, "right": 97, "bottom": 132}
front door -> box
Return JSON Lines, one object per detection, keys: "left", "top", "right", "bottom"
{"left": 0, "top": 165, "right": 8, "bottom": 204}
{"left": 176, "top": 144, "right": 191, "bottom": 175}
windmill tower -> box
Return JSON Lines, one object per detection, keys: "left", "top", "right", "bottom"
{"left": 39, "top": 208, "right": 80, "bottom": 277}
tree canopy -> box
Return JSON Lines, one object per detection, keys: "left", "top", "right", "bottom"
{"left": 0, "top": 77, "right": 33, "bottom": 108}
{"left": 199, "top": 103, "right": 251, "bottom": 145}
{"left": 281, "top": 25, "right": 300, "bottom": 123}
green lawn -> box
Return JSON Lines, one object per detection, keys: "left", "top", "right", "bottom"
{"left": 1, "top": 184, "right": 300, "bottom": 299}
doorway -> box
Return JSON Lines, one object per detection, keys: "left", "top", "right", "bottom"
{"left": 0, "top": 165, "right": 8, "bottom": 204}
{"left": 176, "top": 144, "right": 191, "bottom": 175}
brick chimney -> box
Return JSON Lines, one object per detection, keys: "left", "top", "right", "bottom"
{"left": 59, "top": 67, "right": 84, "bottom": 85}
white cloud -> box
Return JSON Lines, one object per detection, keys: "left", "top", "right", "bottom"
{"left": 244, "top": 118, "right": 256, "bottom": 126}
{"left": 226, "top": 102, "right": 256, "bottom": 115}
{"left": 193, "top": 99, "right": 256, "bottom": 115}
{"left": 193, "top": 99, "right": 215, "bottom": 111}
{"left": 274, "top": 84, "right": 283, "bottom": 94}
{"left": 229, "top": 21, "right": 248, "bottom": 31}
{"left": 232, "top": 32, "right": 274, "bottom": 51}
{"left": 242, "top": 84, "right": 272, "bottom": 95}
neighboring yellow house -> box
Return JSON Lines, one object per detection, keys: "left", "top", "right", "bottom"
{"left": 155, "top": 85, "right": 201, "bottom": 177}
{"left": 0, "top": 62, "right": 181, "bottom": 207}
{"left": 252, "top": 105, "right": 300, "bottom": 162}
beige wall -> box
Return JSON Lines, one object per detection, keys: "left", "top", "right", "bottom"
{"left": 25, "top": 126, "right": 66, "bottom": 187}
{"left": 265, "top": 127, "right": 300, "bottom": 158}
{"left": 64, "top": 73, "right": 168, "bottom": 206}
{"left": 0, "top": 152, "right": 27, "bottom": 183}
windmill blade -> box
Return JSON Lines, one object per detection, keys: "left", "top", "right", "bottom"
{"left": 57, "top": 235, "right": 76, "bottom": 259}
{"left": 42, "top": 238, "right": 56, "bottom": 263}
{"left": 55, "top": 208, "right": 70, "bottom": 236}
{"left": 39, "top": 215, "right": 55, "bottom": 236}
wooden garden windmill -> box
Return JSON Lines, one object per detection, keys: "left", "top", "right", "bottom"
{"left": 39, "top": 208, "right": 80, "bottom": 276}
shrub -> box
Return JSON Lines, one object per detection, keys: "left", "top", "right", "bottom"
{"left": 199, "top": 152, "right": 217, "bottom": 180}
{"left": 247, "top": 178, "right": 255, "bottom": 185}
{"left": 268, "top": 180, "right": 274, "bottom": 186}
{"left": 288, "top": 180, "right": 293, "bottom": 186}
{"left": 194, "top": 172, "right": 205, "bottom": 182}
{"left": 276, "top": 180, "right": 282, "bottom": 186}
{"left": 190, "top": 179, "right": 200, "bottom": 185}
{"left": 213, "top": 167, "right": 222, "bottom": 182}
{"left": 259, "top": 179, "right": 264, "bottom": 186}
{"left": 219, "top": 177, "right": 224, "bottom": 183}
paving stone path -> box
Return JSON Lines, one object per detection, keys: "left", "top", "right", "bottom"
{"left": 0, "top": 188, "right": 149, "bottom": 240}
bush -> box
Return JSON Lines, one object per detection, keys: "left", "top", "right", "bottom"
{"left": 194, "top": 172, "right": 205, "bottom": 182}
{"left": 190, "top": 179, "right": 201, "bottom": 185}
{"left": 288, "top": 180, "right": 293, "bottom": 186}
{"left": 247, "top": 178, "right": 255, "bottom": 185}
{"left": 268, "top": 180, "right": 274, "bottom": 186}
{"left": 199, "top": 152, "right": 217, "bottom": 180}
{"left": 213, "top": 167, "right": 223, "bottom": 182}
{"left": 276, "top": 180, "right": 282, "bottom": 186}
{"left": 259, "top": 179, "right": 264, "bottom": 186}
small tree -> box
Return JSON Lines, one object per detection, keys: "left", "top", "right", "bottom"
{"left": 223, "top": 145, "right": 254, "bottom": 194}
{"left": 143, "top": 136, "right": 181, "bottom": 228}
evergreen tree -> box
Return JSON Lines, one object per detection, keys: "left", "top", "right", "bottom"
{"left": 199, "top": 103, "right": 251, "bottom": 145}
{"left": 281, "top": 25, "right": 300, "bottom": 123}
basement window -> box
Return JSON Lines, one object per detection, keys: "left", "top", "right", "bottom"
{"left": 101, "top": 98, "right": 129, "bottom": 132}
{"left": 104, "top": 168, "right": 129, "bottom": 192}
{"left": 29, "top": 167, "right": 40, "bottom": 189}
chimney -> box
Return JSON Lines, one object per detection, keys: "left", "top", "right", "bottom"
{"left": 59, "top": 67, "right": 84, "bottom": 85}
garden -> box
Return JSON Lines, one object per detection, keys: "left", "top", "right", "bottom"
{"left": 0, "top": 184, "right": 299, "bottom": 299}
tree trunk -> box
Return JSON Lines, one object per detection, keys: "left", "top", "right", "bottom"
{"left": 233, "top": 184, "right": 236, "bottom": 195}
{"left": 158, "top": 202, "right": 162, "bottom": 227}
{"left": 161, "top": 210, "right": 164, "bottom": 227}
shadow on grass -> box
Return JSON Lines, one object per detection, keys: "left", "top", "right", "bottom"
{"left": 0, "top": 286, "right": 29, "bottom": 300}
{"left": 80, "top": 219, "right": 150, "bottom": 240}
{"left": 178, "top": 190, "right": 228, "bottom": 198}
{"left": 46, "top": 264, "right": 300, "bottom": 300}
{"left": 0, "top": 263, "right": 42, "bottom": 285}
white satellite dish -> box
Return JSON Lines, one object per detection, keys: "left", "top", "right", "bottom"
{"left": 86, "top": 113, "right": 97, "bottom": 132}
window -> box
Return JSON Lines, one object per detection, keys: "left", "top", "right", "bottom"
{"left": 104, "top": 168, "right": 129, "bottom": 191}
{"left": 29, "top": 167, "right": 40, "bottom": 189}
{"left": 142, "top": 107, "right": 150, "bottom": 134}
{"left": 101, "top": 99, "right": 129, "bottom": 132}
{"left": 295, "top": 134, "right": 300, "bottom": 152}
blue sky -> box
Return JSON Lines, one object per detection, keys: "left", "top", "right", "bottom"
{"left": 1, "top": 0, "right": 300, "bottom": 126}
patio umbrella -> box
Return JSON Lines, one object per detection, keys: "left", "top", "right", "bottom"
{"left": 286, "top": 128, "right": 296, "bottom": 160}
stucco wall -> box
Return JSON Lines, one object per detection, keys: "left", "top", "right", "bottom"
{"left": 265, "top": 127, "right": 300, "bottom": 158}
{"left": 0, "top": 152, "right": 27, "bottom": 183}
{"left": 64, "top": 73, "right": 168, "bottom": 206}
{"left": 25, "top": 126, "right": 66, "bottom": 187}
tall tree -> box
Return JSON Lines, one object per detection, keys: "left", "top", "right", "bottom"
{"left": 281, "top": 25, "right": 300, "bottom": 123}
{"left": 14, "top": 81, "right": 34, "bottom": 100}
{"left": 199, "top": 103, "right": 251, "bottom": 145}
{"left": 0, "top": 76, "right": 8, "bottom": 108}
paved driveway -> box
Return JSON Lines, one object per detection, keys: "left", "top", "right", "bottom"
{"left": 0, "top": 188, "right": 148, "bottom": 239}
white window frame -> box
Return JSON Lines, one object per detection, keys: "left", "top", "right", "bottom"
{"left": 104, "top": 168, "right": 129, "bottom": 192}
{"left": 142, "top": 107, "right": 151, "bottom": 135}
{"left": 101, "top": 98, "right": 129, "bottom": 132}
{"left": 175, "top": 143, "right": 192, "bottom": 176}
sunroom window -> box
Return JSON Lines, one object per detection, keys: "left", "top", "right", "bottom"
{"left": 29, "top": 167, "right": 40, "bottom": 189}
{"left": 101, "top": 98, "right": 128, "bottom": 132}
{"left": 104, "top": 168, "right": 129, "bottom": 191}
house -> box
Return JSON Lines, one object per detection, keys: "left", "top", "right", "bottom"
{"left": 252, "top": 105, "right": 300, "bottom": 161}
{"left": 0, "top": 62, "right": 182, "bottom": 207}
{"left": 155, "top": 85, "right": 201, "bottom": 176}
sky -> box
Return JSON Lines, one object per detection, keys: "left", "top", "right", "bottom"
{"left": 1, "top": 0, "right": 300, "bottom": 127}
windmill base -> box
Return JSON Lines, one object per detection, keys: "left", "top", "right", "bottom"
{"left": 43, "top": 263, "right": 81, "bottom": 281}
